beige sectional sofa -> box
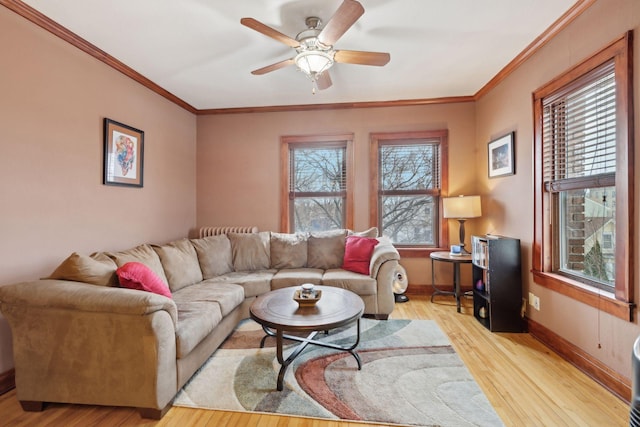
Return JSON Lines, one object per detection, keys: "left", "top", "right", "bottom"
{"left": 0, "top": 228, "right": 400, "bottom": 419}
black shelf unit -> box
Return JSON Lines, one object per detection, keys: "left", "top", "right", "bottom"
{"left": 471, "top": 235, "right": 524, "bottom": 332}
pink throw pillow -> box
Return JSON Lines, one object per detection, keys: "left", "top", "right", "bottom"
{"left": 342, "top": 236, "right": 378, "bottom": 275}
{"left": 116, "top": 262, "right": 172, "bottom": 298}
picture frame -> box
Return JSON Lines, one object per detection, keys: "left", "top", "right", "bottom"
{"left": 103, "top": 118, "right": 144, "bottom": 187}
{"left": 487, "top": 131, "right": 515, "bottom": 178}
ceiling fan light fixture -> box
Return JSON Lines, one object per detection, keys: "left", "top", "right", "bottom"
{"left": 294, "top": 50, "right": 334, "bottom": 78}
{"left": 242, "top": 0, "right": 388, "bottom": 92}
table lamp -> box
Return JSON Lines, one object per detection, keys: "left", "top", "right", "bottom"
{"left": 442, "top": 195, "right": 482, "bottom": 254}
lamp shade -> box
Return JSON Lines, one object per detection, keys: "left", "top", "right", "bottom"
{"left": 442, "top": 195, "right": 482, "bottom": 219}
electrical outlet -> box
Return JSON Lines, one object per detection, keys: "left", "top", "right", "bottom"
{"left": 528, "top": 292, "right": 535, "bottom": 306}
{"left": 533, "top": 295, "right": 540, "bottom": 311}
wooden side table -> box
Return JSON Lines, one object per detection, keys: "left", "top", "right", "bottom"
{"left": 430, "top": 251, "right": 472, "bottom": 313}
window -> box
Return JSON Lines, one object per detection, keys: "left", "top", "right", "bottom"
{"left": 280, "top": 134, "right": 353, "bottom": 232}
{"left": 532, "top": 33, "right": 633, "bottom": 320}
{"left": 370, "top": 130, "right": 448, "bottom": 255}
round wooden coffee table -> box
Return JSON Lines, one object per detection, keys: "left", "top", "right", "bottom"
{"left": 250, "top": 285, "right": 364, "bottom": 391}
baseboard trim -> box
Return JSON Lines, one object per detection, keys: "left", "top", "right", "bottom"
{"left": 0, "top": 369, "right": 15, "bottom": 395}
{"left": 527, "top": 318, "right": 631, "bottom": 403}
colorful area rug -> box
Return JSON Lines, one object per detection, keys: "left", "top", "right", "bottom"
{"left": 173, "top": 318, "right": 504, "bottom": 427}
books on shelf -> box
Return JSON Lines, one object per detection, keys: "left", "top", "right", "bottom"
{"left": 472, "top": 235, "right": 489, "bottom": 268}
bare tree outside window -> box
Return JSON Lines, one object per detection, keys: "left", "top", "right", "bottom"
{"left": 291, "top": 147, "right": 346, "bottom": 232}
{"left": 281, "top": 134, "right": 354, "bottom": 233}
{"left": 369, "top": 130, "right": 446, "bottom": 250}
{"left": 380, "top": 144, "right": 438, "bottom": 244}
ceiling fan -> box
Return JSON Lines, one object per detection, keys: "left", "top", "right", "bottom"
{"left": 241, "top": 0, "right": 390, "bottom": 92}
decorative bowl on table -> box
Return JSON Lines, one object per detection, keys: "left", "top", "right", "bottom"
{"left": 293, "top": 284, "right": 322, "bottom": 307}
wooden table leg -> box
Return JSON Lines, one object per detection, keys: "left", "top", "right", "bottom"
{"left": 453, "top": 263, "right": 461, "bottom": 312}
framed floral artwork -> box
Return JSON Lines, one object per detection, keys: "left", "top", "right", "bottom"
{"left": 103, "top": 118, "right": 144, "bottom": 187}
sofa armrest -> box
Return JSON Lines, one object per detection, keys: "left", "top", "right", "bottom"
{"left": 0, "top": 279, "right": 179, "bottom": 411}
{"left": 369, "top": 236, "right": 400, "bottom": 279}
{"left": 0, "top": 279, "right": 178, "bottom": 325}
{"left": 366, "top": 237, "right": 401, "bottom": 317}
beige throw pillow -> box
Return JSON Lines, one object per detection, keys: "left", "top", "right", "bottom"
{"left": 106, "top": 244, "right": 169, "bottom": 286}
{"left": 191, "top": 235, "right": 234, "bottom": 279}
{"left": 348, "top": 227, "right": 379, "bottom": 238}
{"left": 153, "top": 239, "right": 203, "bottom": 292}
{"left": 270, "top": 232, "right": 308, "bottom": 269}
{"left": 46, "top": 252, "right": 118, "bottom": 286}
{"left": 227, "top": 232, "right": 270, "bottom": 271}
{"left": 307, "top": 229, "right": 347, "bottom": 269}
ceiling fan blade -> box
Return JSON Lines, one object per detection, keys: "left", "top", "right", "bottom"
{"left": 240, "top": 18, "right": 300, "bottom": 48}
{"left": 317, "top": 0, "right": 364, "bottom": 46}
{"left": 251, "top": 58, "right": 295, "bottom": 75}
{"left": 334, "top": 50, "right": 390, "bottom": 66}
{"left": 316, "top": 71, "right": 332, "bottom": 90}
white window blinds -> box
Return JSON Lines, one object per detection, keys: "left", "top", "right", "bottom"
{"left": 379, "top": 142, "right": 441, "bottom": 193}
{"left": 289, "top": 146, "right": 346, "bottom": 195}
{"left": 542, "top": 60, "right": 616, "bottom": 192}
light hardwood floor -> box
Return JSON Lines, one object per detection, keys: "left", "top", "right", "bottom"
{"left": 0, "top": 295, "right": 630, "bottom": 426}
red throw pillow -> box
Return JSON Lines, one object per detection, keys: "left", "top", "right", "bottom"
{"left": 342, "top": 236, "right": 379, "bottom": 275}
{"left": 116, "top": 262, "right": 172, "bottom": 298}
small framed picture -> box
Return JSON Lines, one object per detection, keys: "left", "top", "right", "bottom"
{"left": 103, "top": 118, "right": 144, "bottom": 187}
{"left": 487, "top": 132, "right": 515, "bottom": 178}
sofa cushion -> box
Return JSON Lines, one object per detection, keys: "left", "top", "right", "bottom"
{"left": 46, "top": 252, "right": 118, "bottom": 287}
{"left": 174, "top": 282, "right": 244, "bottom": 317}
{"left": 307, "top": 229, "right": 347, "bottom": 270}
{"left": 348, "top": 227, "right": 379, "bottom": 238}
{"left": 342, "top": 235, "right": 379, "bottom": 275}
{"left": 271, "top": 268, "right": 323, "bottom": 290}
{"left": 208, "top": 270, "right": 275, "bottom": 298}
{"left": 228, "top": 232, "right": 270, "bottom": 271}
{"left": 116, "top": 262, "right": 172, "bottom": 298}
{"left": 172, "top": 282, "right": 244, "bottom": 358}
{"left": 172, "top": 301, "right": 223, "bottom": 359}
{"left": 153, "top": 239, "right": 203, "bottom": 292}
{"left": 191, "top": 235, "right": 234, "bottom": 279}
{"left": 270, "top": 232, "right": 308, "bottom": 269}
{"left": 321, "top": 268, "right": 377, "bottom": 295}
{"left": 107, "top": 244, "right": 169, "bottom": 286}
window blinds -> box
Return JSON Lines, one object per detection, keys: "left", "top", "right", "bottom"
{"left": 379, "top": 142, "right": 440, "bottom": 192}
{"left": 289, "top": 146, "right": 346, "bottom": 195}
{"left": 542, "top": 60, "right": 616, "bottom": 192}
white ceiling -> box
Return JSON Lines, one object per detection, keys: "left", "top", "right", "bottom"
{"left": 22, "top": 0, "right": 578, "bottom": 111}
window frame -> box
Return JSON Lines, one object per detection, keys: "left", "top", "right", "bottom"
{"left": 532, "top": 32, "right": 634, "bottom": 321}
{"left": 370, "top": 130, "right": 449, "bottom": 258}
{"left": 280, "top": 133, "right": 354, "bottom": 233}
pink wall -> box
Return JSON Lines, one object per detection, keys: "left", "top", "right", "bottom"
{"left": 475, "top": 0, "right": 640, "bottom": 378}
{"left": 2, "top": 0, "right": 637, "bottom": 388}
{"left": 196, "top": 103, "right": 480, "bottom": 287}
{"left": 0, "top": 8, "right": 197, "bottom": 372}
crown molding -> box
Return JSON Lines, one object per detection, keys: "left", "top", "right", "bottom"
{"left": 196, "top": 96, "right": 475, "bottom": 115}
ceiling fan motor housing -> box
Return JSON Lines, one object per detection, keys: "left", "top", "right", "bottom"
{"left": 296, "top": 17, "right": 331, "bottom": 51}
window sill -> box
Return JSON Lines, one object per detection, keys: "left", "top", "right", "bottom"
{"left": 532, "top": 270, "right": 634, "bottom": 321}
